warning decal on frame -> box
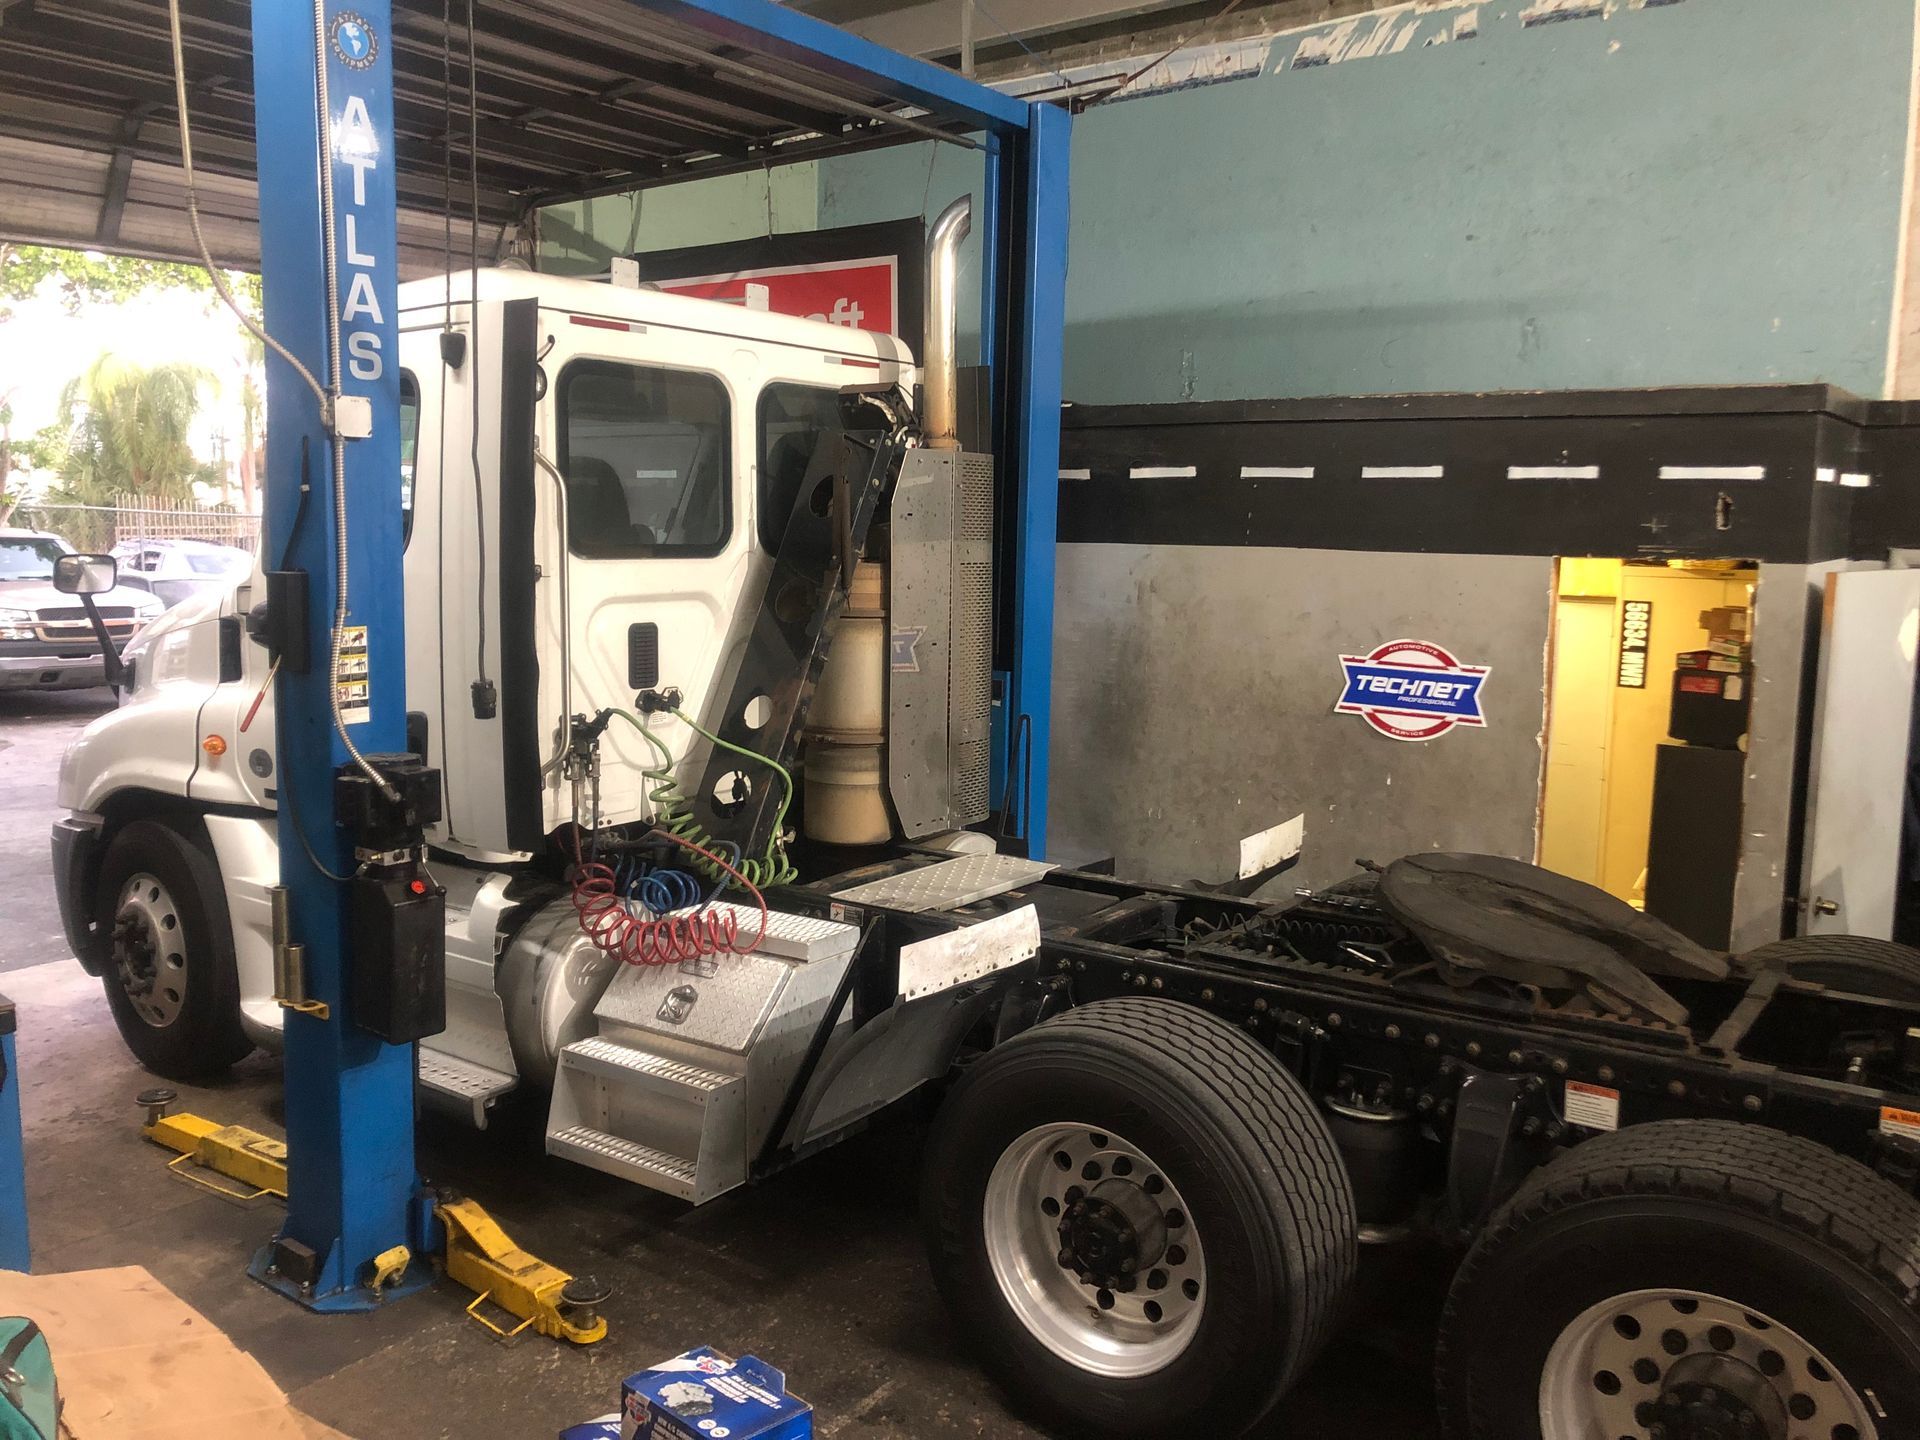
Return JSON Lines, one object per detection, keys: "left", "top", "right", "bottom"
{"left": 1880, "top": 1105, "right": 1920, "bottom": 1144}
{"left": 1564, "top": 1080, "right": 1621, "bottom": 1132}
{"left": 336, "top": 625, "right": 371, "bottom": 725}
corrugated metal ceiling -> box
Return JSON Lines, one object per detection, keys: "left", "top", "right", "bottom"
{"left": 0, "top": 0, "right": 982, "bottom": 271}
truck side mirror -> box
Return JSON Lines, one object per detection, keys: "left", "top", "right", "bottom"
{"left": 53, "top": 553, "right": 117, "bottom": 595}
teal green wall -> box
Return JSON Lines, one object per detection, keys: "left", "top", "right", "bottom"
{"left": 818, "top": 0, "right": 1916, "bottom": 403}
{"left": 538, "top": 165, "right": 820, "bottom": 276}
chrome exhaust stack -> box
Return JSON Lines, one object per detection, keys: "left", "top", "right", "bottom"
{"left": 922, "top": 196, "right": 972, "bottom": 450}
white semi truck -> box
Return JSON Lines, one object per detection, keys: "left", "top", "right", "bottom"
{"left": 45, "top": 229, "right": 1920, "bottom": 1439}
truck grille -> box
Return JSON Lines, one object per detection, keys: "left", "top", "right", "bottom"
{"left": 30, "top": 606, "right": 137, "bottom": 644}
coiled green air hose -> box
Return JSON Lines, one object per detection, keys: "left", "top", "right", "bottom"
{"left": 611, "top": 707, "right": 798, "bottom": 887}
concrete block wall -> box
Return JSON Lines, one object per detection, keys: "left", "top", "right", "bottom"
{"left": 1049, "top": 545, "right": 1554, "bottom": 892}
{"left": 814, "top": 0, "right": 1919, "bottom": 405}
{"left": 541, "top": 0, "right": 1920, "bottom": 401}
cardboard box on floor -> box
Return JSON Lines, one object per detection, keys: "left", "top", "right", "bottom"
{"left": 0, "top": 1265, "right": 349, "bottom": 1439}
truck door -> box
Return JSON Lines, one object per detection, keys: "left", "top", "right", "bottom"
{"left": 536, "top": 308, "right": 759, "bottom": 832}
{"left": 1799, "top": 566, "right": 1920, "bottom": 937}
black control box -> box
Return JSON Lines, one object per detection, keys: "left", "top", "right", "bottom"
{"left": 350, "top": 869, "right": 447, "bottom": 1044}
{"left": 336, "top": 754, "right": 448, "bottom": 1043}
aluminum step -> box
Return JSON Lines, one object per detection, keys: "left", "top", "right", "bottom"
{"left": 547, "top": 1037, "right": 749, "bottom": 1204}
{"left": 562, "top": 1036, "right": 735, "bottom": 1098}
{"left": 418, "top": 1047, "right": 517, "bottom": 1128}
{"left": 547, "top": 1125, "right": 700, "bottom": 1201}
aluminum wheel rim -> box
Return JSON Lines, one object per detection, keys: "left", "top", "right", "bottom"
{"left": 112, "top": 871, "right": 188, "bottom": 1029}
{"left": 982, "top": 1122, "right": 1206, "bottom": 1378}
{"left": 1540, "top": 1288, "right": 1878, "bottom": 1440}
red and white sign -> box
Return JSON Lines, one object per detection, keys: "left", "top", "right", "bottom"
{"left": 1335, "top": 638, "right": 1491, "bottom": 743}
{"left": 656, "top": 256, "right": 900, "bottom": 340}
{"left": 1564, "top": 1080, "right": 1622, "bottom": 1132}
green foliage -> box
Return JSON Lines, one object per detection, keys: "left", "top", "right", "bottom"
{"left": 0, "top": 243, "right": 260, "bottom": 320}
{"left": 11, "top": 426, "right": 61, "bottom": 473}
{"left": 40, "top": 355, "right": 222, "bottom": 506}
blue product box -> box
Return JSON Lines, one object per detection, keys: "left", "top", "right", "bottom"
{"left": 560, "top": 1420, "right": 622, "bottom": 1440}
{"left": 622, "top": 1347, "right": 812, "bottom": 1440}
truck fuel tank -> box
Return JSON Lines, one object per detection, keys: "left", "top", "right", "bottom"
{"left": 498, "top": 897, "right": 622, "bottom": 1088}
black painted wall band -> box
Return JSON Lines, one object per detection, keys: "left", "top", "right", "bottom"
{"left": 1058, "top": 385, "right": 1904, "bottom": 563}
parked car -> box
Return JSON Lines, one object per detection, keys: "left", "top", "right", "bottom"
{"left": 109, "top": 538, "right": 254, "bottom": 610}
{"left": 0, "top": 528, "right": 164, "bottom": 692}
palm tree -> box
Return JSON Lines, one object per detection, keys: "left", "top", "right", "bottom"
{"left": 0, "top": 394, "right": 19, "bottom": 526}
{"left": 237, "top": 337, "right": 264, "bottom": 517}
{"left": 44, "top": 355, "right": 222, "bottom": 507}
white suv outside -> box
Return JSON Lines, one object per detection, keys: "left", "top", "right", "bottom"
{"left": 110, "top": 538, "right": 255, "bottom": 610}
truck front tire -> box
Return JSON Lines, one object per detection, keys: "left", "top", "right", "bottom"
{"left": 95, "top": 818, "right": 252, "bottom": 1079}
{"left": 1437, "top": 1120, "right": 1920, "bottom": 1440}
{"left": 921, "top": 997, "right": 1355, "bottom": 1439}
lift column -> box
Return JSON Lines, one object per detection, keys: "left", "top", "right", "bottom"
{"left": 989, "top": 101, "right": 1071, "bottom": 858}
{"left": 247, "top": 0, "right": 428, "bottom": 1310}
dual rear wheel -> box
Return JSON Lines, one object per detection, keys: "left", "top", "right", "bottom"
{"left": 926, "top": 998, "right": 1920, "bottom": 1439}
{"left": 1440, "top": 1121, "right": 1920, "bottom": 1440}
{"left": 922, "top": 998, "right": 1356, "bottom": 1438}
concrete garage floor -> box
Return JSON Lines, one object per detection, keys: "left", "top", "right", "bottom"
{"left": 3, "top": 692, "right": 1444, "bottom": 1439}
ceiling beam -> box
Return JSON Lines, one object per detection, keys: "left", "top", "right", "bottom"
{"left": 788, "top": 0, "right": 1194, "bottom": 59}
{"left": 95, "top": 104, "right": 154, "bottom": 246}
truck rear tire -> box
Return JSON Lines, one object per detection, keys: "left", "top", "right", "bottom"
{"left": 1437, "top": 1120, "right": 1920, "bottom": 1440}
{"left": 1744, "top": 934, "right": 1920, "bottom": 1001}
{"left": 96, "top": 818, "right": 252, "bottom": 1080}
{"left": 921, "top": 997, "right": 1355, "bottom": 1439}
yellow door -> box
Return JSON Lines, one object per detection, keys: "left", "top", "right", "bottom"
{"left": 1539, "top": 595, "right": 1618, "bottom": 886}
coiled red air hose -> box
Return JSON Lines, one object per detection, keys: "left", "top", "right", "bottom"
{"left": 569, "top": 827, "right": 770, "bottom": 966}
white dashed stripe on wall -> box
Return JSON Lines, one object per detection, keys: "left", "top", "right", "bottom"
{"left": 1659, "top": 465, "right": 1767, "bottom": 481}
{"left": 1508, "top": 465, "right": 1601, "bottom": 480}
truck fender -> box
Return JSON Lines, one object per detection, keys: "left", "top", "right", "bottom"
{"left": 785, "top": 985, "right": 1001, "bottom": 1152}
{"left": 199, "top": 811, "right": 282, "bottom": 1048}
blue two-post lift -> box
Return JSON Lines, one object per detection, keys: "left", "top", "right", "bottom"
{"left": 248, "top": 0, "right": 1071, "bottom": 1310}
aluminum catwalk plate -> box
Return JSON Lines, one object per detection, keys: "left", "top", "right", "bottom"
{"left": 830, "top": 853, "right": 1056, "bottom": 914}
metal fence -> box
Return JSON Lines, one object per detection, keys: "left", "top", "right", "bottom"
{"left": 10, "top": 496, "right": 262, "bottom": 556}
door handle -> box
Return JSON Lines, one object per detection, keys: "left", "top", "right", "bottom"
{"left": 1813, "top": 897, "right": 1839, "bottom": 917}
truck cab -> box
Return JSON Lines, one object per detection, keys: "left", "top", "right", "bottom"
{"left": 51, "top": 264, "right": 930, "bottom": 1075}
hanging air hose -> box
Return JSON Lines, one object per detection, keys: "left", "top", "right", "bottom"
{"left": 565, "top": 702, "right": 794, "bottom": 966}
{"left": 613, "top": 707, "right": 799, "bottom": 888}
{"left": 616, "top": 856, "right": 710, "bottom": 915}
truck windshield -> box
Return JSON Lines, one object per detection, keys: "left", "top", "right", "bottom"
{"left": 0, "top": 537, "right": 67, "bottom": 580}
